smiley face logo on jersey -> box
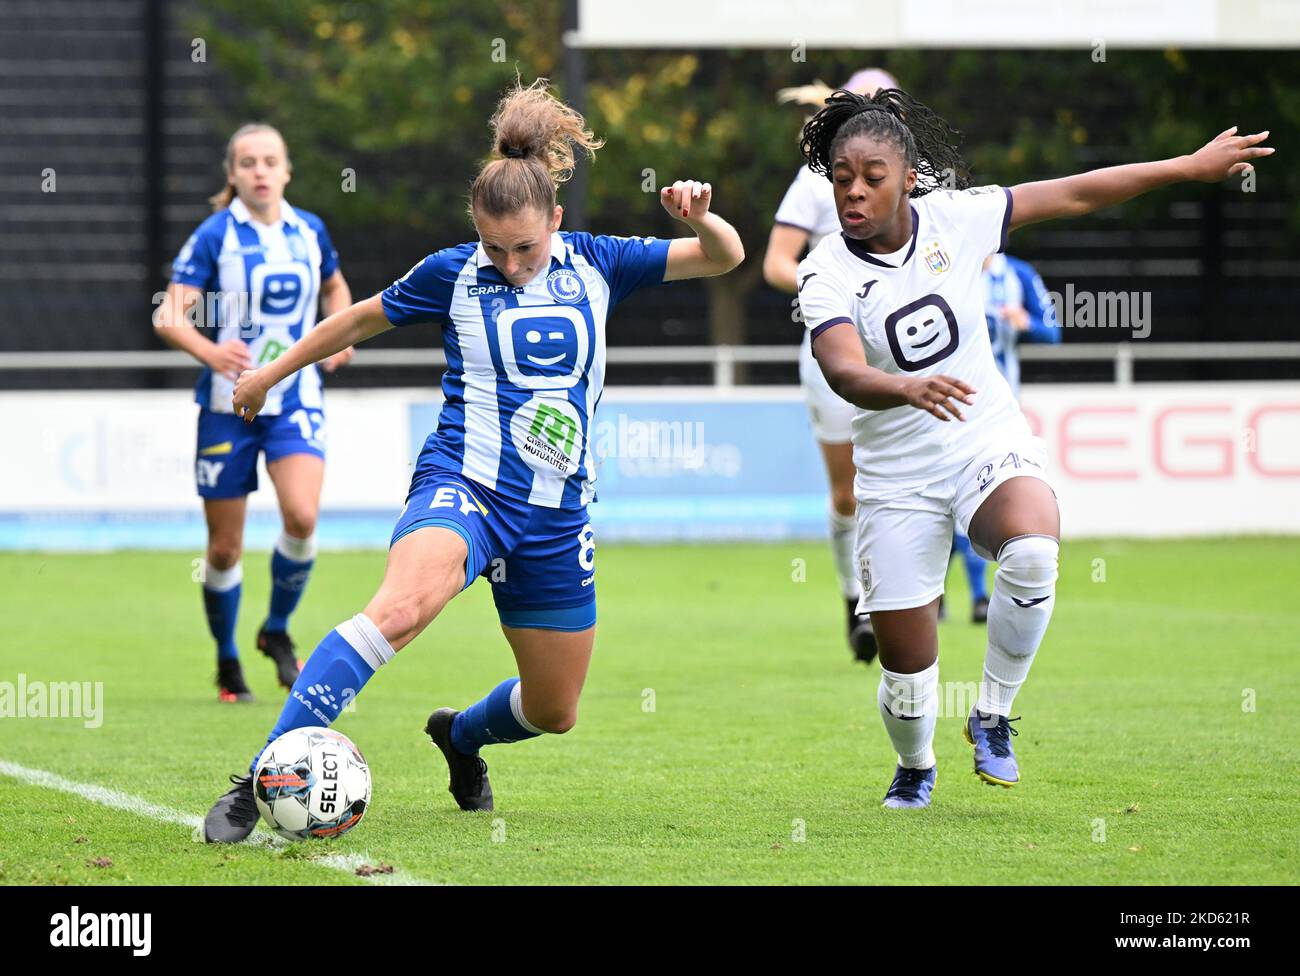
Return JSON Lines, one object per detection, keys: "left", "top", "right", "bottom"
{"left": 497, "top": 305, "right": 590, "bottom": 390}
{"left": 884, "top": 294, "right": 959, "bottom": 372}
{"left": 250, "top": 262, "right": 310, "bottom": 327}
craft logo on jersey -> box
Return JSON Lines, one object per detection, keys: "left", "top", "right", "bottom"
{"left": 546, "top": 268, "right": 587, "bottom": 304}
{"left": 921, "top": 238, "right": 951, "bottom": 276}
{"left": 287, "top": 233, "right": 308, "bottom": 261}
{"left": 509, "top": 396, "right": 583, "bottom": 476}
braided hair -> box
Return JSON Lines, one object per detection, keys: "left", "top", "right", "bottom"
{"left": 800, "top": 88, "right": 970, "bottom": 198}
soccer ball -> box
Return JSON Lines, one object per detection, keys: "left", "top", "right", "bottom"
{"left": 253, "top": 727, "right": 371, "bottom": 841}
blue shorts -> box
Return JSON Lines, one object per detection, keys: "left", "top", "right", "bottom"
{"left": 195, "top": 407, "right": 325, "bottom": 499}
{"left": 389, "top": 468, "right": 596, "bottom": 632}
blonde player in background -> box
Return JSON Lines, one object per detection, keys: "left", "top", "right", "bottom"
{"left": 155, "top": 123, "right": 354, "bottom": 702}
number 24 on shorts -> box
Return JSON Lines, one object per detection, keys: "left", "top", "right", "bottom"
{"left": 976, "top": 450, "right": 1041, "bottom": 493}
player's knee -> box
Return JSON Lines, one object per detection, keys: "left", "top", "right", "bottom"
{"left": 206, "top": 544, "right": 242, "bottom": 571}
{"left": 366, "top": 594, "right": 428, "bottom": 649}
{"left": 281, "top": 509, "right": 318, "bottom": 540}
{"left": 528, "top": 705, "right": 578, "bottom": 734}
{"left": 996, "top": 534, "right": 1059, "bottom": 592}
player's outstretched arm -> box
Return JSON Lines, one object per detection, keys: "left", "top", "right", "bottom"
{"left": 232, "top": 293, "right": 392, "bottom": 421}
{"left": 660, "top": 180, "right": 745, "bottom": 281}
{"left": 319, "top": 270, "right": 356, "bottom": 373}
{"left": 812, "top": 322, "right": 975, "bottom": 422}
{"left": 1009, "top": 127, "right": 1273, "bottom": 231}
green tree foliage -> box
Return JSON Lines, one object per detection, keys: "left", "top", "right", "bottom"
{"left": 187, "top": 1, "right": 1298, "bottom": 341}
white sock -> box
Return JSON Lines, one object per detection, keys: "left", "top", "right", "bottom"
{"left": 275, "top": 530, "right": 317, "bottom": 562}
{"left": 878, "top": 661, "right": 939, "bottom": 769}
{"left": 337, "top": 612, "right": 396, "bottom": 671}
{"left": 828, "top": 502, "right": 860, "bottom": 600}
{"left": 509, "top": 681, "right": 545, "bottom": 735}
{"left": 203, "top": 560, "right": 242, "bottom": 592}
{"left": 979, "top": 534, "right": 1059, "bottom": 716}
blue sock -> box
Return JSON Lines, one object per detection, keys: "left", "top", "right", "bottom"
{"left": 202, "top": 561, "right": 242, "bottom": 662}
{"left": 451, "top": 677, "right": 543, "bottom": 754}
{"left": 954, "top": 532, "right": 989, "bottom": 601}
{"left": 264, "top": 532, "right": 316, "bottom": 633}
{"left": 248, "top": 613, "right": 395, "bottom": 774}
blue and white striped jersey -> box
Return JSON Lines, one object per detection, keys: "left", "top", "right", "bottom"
{"left": 983, "top": 253, "right": 1059, "bottom": 396}
{"left": 382, "top": 231, "right": 670, "bottom": 510}
{"left": 171, "top": 197, "right": 339, "bottom": 415}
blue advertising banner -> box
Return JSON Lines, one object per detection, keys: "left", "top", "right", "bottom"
{"left": 408, "top": 394, "right": 830, "bottom": 541}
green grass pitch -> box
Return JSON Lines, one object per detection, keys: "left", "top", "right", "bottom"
{"left": 1, "top": 538, "right": 1296, "bottom": 885}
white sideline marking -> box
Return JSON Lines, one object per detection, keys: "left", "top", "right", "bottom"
{"left": 0, "top": 758, "right": 436, "bottom": 886}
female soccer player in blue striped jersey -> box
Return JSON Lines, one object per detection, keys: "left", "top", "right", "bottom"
{"left": 154, "top": 124, "right": 355, "bottom": 703}
{"left": 202, "top": 80, "right": 744, "bottom": 842}
{"left": 796, "top": 88, "right": 1270, "bottom": 808}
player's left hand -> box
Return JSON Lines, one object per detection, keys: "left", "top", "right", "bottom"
{"left": 322, "top": 346, "right": 354, "bottom": 373}
{"left": 660, "top": 180, "right": 713, "bottom": 222}
{"left": 1187, "top": 126, "right": 1273, "bottom": 181}
{"left": 232, "top": 368, "right": 269, "bottom": 423}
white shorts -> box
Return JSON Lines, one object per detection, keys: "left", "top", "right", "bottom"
{"left": 799, "top": 330, "right": 855, "bottom": 444}
{"left": 854, "top": 429, "right": 1054, "bottom": 613}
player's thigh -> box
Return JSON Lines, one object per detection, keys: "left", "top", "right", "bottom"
{"left": 263, "top": 411, "right": 327, "bottom": 537}
{"left": 265, "top": 452, "right": 325, "bottom": 537}
{"left": 500, "top": 624, "right": 595, "bottom": 733}
{"left": 363, "top": 526, "right": 469, "bottom": 652}
{"left": 195, "top": 407, "right": 260, "bottom": 502}
{"left": 855, "top": 493, "right": 952, "bottom": 616}
{"left": 817, "top": 439, "right": 857, "bottom": 514}
{"left": 372, "top": 472, "right": 518, "bottom": 651}
{"left": 958, "top": 436, "right": 1060, "bottom": 559}
{"left": 489, "top": 505, "right": 596, "bottom": 732}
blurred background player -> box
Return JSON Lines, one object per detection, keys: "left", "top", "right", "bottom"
{"left": 201, "top": 79, "right": 744, "bottom": 843}
{"left": 798, "top": 87, "right": 1271, "bottom": 808}
{"left": 763, "top": 68, "right": 899, "bottom": 666}
{"left": 153, "top": 123, "right": 355, "bottom": 702}
{"left": 950, "top": 251, "right": 1060, "bottom": 623}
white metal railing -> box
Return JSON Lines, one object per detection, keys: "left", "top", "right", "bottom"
{"left": 1, "top": 342, "right": 1299, "bottom": 386}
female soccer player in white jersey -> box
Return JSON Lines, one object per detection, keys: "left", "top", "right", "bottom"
{"left": 154, "top": 124, "right": 355, "bottom": 703}
{"left": 795, "top": 88, "right": 1270, "bottom": 808}
{"left": 764, "top": 69, "right": 898, "bottom": 666}
{"left": 201, "top": 80, "right": 743, "bottom": 842}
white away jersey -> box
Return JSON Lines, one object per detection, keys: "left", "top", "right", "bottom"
{"left": 774, "top": 165, "right": 841, "bottom": 251}
{"left": 797, "top": 185, "right": 1030, "bottom": 491}
{"left": 171, "top": 197, "right": 339, "bottom": 415}
{"left": 382, "top": 231, "right": 671, "bottom": 510}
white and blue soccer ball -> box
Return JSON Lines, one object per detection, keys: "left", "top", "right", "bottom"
{"left": 253, "top": 727, "right": 371, "bottom": 841}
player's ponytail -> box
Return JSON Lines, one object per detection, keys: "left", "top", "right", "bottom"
{"left": 469, "top": 78, "right": 603, "bottom": 218}
{"left": 799, "top": 88, "right": 970, "bottom": 198}
{"left": 208, "top": 122, "right": 292, "bottom": 212}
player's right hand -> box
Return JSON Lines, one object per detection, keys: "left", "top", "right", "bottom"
{"left": 232, "top": 368, "right": 268, "bottom": 423}
{"left": 900, "top": 375, "right": 976, "bottom": 422}
{"left": 208, "top": 339, "right": 253, "bottom": 381}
